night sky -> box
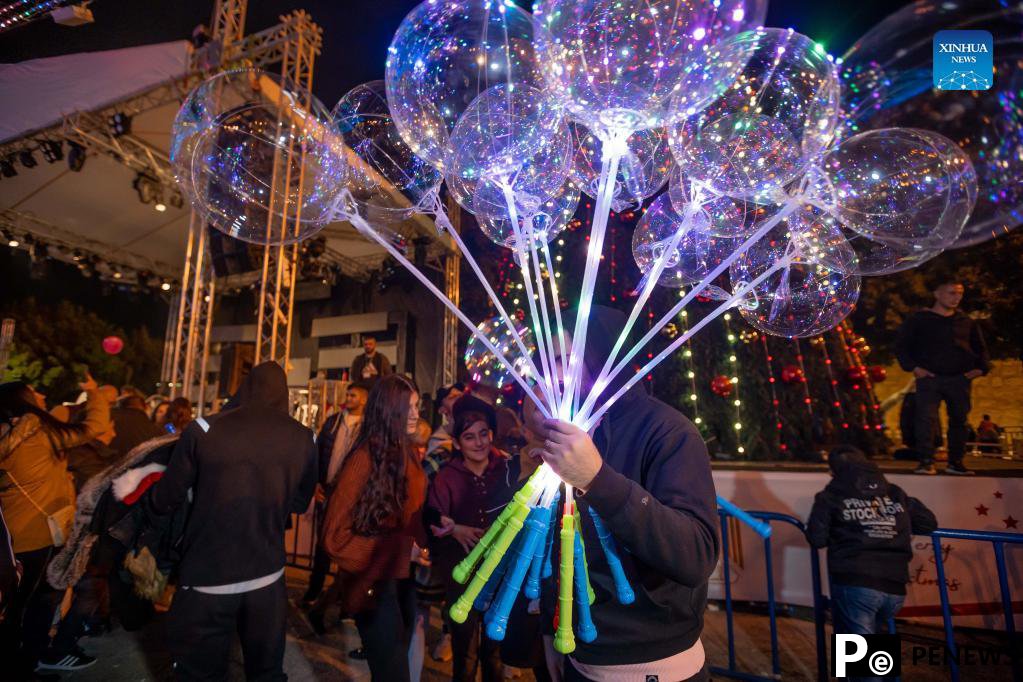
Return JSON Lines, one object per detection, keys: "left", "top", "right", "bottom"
{"left": 0, "top": 0, "right": 911, "bottom": 107}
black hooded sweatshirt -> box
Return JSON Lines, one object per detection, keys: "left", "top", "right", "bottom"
{"left": 148, "top": 362, "right": 318, "bottom": 586}
{"left": 807, "top": 454, "right": 937, "bottom": 595}
{"left": 545, "top": 306, "right": 720, "bottom": 667}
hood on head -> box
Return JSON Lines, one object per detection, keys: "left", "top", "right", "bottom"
{"left": 574, "top": 304, "right": 644, "bottom": 410}
{"left": 829, "top": 449, "right": 887, "bottom": 497}
{"left": 226, "top": 361, "right": 289, "bottom": 413}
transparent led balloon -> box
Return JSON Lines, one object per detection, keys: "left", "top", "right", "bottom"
{"left": 667, "top": 169, "right": 780, "bottom": 239}
{"left": 477, "top": 180, "right": 580, "bottom": 249}
{"left": 631, "top": 193, "right": 737, "bottom": 289}
{"left": 670, "top": 28, "right": 840, "bottom": 202}
{"left": 332, "top": 80, "right": 441, "bottom": 226}
{"left": 820, "top": 127, "right": 977, "bottom": 250}
{"left": 730, "top": 223, "right": 860, "bottom": 338}
{"left": 570, "top": 124, "right": 674, "bottom": 213}
{"left": 532, "top": 0, "right": 765, "bottom": 134}
{"left": 384, "top": 0, "right": 549, "bottom": 173}
{"left": 172, "top": 69, "right": 347, "bottom": 245}
{"left": 448, "top": 108, "right": 573, "bottom": 222}
{"left": 840, "top": 0, "right": 1023, "bottom": 247}
{"left": 464, "top": 315, "right": 537, "bottom": 389}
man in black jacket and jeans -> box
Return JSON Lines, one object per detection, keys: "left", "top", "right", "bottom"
{"left": 530, "top": 307, "right": 719, "bottom": 682}
{"left": 808, "top": 446, "right": 937, "bottom": 653}
{"left": 148, "top": 362, "right": 318, "bottom": 681}
{"left": 896, "top": 279, "right": 989, "bottom": 475}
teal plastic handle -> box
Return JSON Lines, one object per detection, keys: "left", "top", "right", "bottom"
{"left": 588, "top": 507, "right": 634, "bottom": 605}
{"left": 573, "top": 528, "right": 598, "bottom": 643}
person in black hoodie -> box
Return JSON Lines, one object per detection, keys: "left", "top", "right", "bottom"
{"left": 147, "top": 362, "right": 318, "bottom": 681}
{"left": 807, "top": 445, "right": 937, "bottom": 641}
{"left": 528, "top": 306, "right": 719, "bottom": 682}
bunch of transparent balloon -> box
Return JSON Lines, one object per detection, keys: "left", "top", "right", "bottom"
{"left": 171, "top": 0, "right": 981, "bottom": 653}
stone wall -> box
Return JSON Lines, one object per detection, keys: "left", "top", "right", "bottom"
{"left": 873, "top": 359, "right": 1023, "bottom": 441}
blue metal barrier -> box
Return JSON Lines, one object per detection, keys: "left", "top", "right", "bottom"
{"left": 930, "top": 528, "right": 1022, "bottom": 682}
{"left": 713, "top": 507, "right": 828, "bottom": 682}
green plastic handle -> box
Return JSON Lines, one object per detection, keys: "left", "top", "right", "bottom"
{"left": 450, "top": 501, "right": 531, "bottom": 623}
{"left": 553, "top": 510, "right": 576, "bottom": 654}
{"left": 453, "top": 471, "right": 540, "bottom": 584}
{"left": 574, "top": 508, "right": 595, "bottom": 605}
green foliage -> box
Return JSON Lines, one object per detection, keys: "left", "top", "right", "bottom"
{"left": 0, "top": 297, "right": 163, "bottom": 403}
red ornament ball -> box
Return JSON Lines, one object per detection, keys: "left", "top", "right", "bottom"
{"left": 710, "top": 375, "right": 734, "bottom": 397}
{"left": 102, "top": 336, "right": 124, "bottom": 355}
{"left": 845, "top": 367, "right": 866, "bottom": 383}
{"left": 780, "top": 365, "right": 804, "bottom": 384}
{"left": 868, "top": 365, "right": 887, "bottom": 383}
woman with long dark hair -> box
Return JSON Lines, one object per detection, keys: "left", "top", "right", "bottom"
{"left": 0, "top": 375, "right": 110, "bottom": 674}
{"left": 321, "top": 374, "right": 427, "bottom": 680}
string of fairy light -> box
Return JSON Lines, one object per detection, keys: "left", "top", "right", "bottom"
{"left": 677, "top": 306, "right": 703, "bottom": 428}
{"left": 721, "top": 311, "right": 745, "bottom": 454}
{"left": 0, "top": 0, "right": 77, "bottom": 32}
{"left": 792, "top": 338, "right": 814, "bottom": 419}
{"left": 813, "top": 333, "right": 848, "bottom": 429}
{"left": 758, "top": 333, "right": 787, "bottom": 454}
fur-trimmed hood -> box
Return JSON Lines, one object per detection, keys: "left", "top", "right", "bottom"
{"left": 47, "top": 433, "right": 179, "bottom": 589}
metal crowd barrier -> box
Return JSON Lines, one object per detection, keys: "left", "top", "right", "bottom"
{"left": 714, "top": 502, "right": 1022, "bottom": 682}
{"left": 713, "top": 504, "right": 828, "bottom": 682}
{"left": 930, "top": 527, "right": 1022, "bottom": 682}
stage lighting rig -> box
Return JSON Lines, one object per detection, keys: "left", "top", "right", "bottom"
{"left": 18, "top": 150, "right": 37, "bottom": 168}
{"left": 108, "top": 112, "right": 132, "bottom": 137}
{"left": 67, "top": 142, "right": 86, "bottom": 172}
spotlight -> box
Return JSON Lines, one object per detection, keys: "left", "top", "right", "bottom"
{"left": 154, "top": 201, "right": 167, "bottom": 212}
{"left": 160, "top": 281, "right": 171, "bottom": 291}
{"left": 40, "top": 140, "right": 63, "bottom": 163}
{"left": 2, "top": 230, "right": 19, "bottom": 248}
{"left": 0, "top": 158, "right": 16, "bottom": 178}
{"left": 108, "top": 112, "right": 132, "bottom": 137}
{"left": 112, "top": 269, "right": 123, "bottom": 279}
{"left": 18, "top": 150, "right": 37, "bottom": 168}
{"left": 68, "top": 142, "right": 86, "bottom": 172}
{"left": 133, "top": 173, "right": 158, "bottom": 204}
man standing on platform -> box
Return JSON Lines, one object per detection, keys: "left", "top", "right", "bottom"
{"left": 896, "top": 279, "right": 989, "bottom": 475}
{"left": 350, "top": 335, "right": 392, "bottom": 386}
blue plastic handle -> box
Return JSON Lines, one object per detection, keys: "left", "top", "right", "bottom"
{"left": 588, "top": 508, "right": 635, "bottom": 605}
{"left": 716, "top": 495, "right": 772, "bottom": 538}
{"left": 573, "top": 528, "right": 598, "bottom": 643}
{"left": 485, "top": 506, "right": 548, "bottom": 641}
{"left": 540, "top": 496, "right": 560, "bottom": 580}
{"left": 475, "top": 538, "right": 515, "bottom": 613}
{"left": 524, "top": 498, "right": 554, "bottom": 600}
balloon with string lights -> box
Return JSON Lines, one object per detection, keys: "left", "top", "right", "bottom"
{"left": 570, "top": 124, "right": 674, "bottom": 213}
{"left": 332, "top": 80, "right": 442, "bottom": 226}
{"left": 170, "top": 68, "right": 347, "bottom": 245}
{"left": 818, "top": 127, "right": 977, "bottom": 250}
{"left": 668, "top": 170, "right": 781, "bottom": 240}
{"left": 670, "top": 28, "right": 840, "bottom": 202}
{"left": 464, "top": 315, "right": 538, "bottom": 390}
{"left": 384, "top": 0, "right": 549, "bottom": 174}
{"left": 476, "top": 181, "right": 581, "bottom": 249}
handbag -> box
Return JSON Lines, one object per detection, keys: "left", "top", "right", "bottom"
{"left": 6, "top": 472, "right": 75, "bottom": 547}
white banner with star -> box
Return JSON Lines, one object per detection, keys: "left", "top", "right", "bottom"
{"left": 711, "top": 469, "right": 1023, "bottom": 629}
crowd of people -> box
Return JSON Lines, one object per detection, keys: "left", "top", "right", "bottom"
{"left": 0, "top": 306, "right": 946, "bottom": 682}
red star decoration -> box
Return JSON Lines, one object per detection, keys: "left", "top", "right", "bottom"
{"left": 994, "top": 491, "right": 1004, "bottom": 499}
{"left": 1004, "top": 516, "right": 1019, "bottom": 530}
{"left": 975, "top": 504, "right": 989, "bottom": 516}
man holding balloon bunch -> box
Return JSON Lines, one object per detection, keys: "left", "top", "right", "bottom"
{"left": 527, "top": 307, "right": 719, "bottom": 682}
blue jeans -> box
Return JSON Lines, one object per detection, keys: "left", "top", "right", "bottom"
{"left": 831, "top": 584, "right": 904, "bottom": 681}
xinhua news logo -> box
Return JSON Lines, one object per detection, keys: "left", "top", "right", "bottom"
{"left": 933, "top": 29, "right": 993, "bottom": 90}
{"left": 833, "top": 634, "right": 1009, "bottom": 677}
{"left": 832, "top": 634, "right": 900, "bottom": 678}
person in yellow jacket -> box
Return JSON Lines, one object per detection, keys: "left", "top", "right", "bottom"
{"left": 0, "top": 374, "right": 110, "bottom": 675}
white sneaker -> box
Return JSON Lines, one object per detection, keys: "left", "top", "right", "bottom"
{"left": 431, "top": 632, "right": 453, "bottom": 662}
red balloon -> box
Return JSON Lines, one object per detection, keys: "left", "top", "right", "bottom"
{"left": 845, "top": 366, "right": 866, "bottom": 383}
{"left": 868, "top": 365, "right": 887, "bottom": 383}
{"left": 780, "top": 365, "right": 804, "bottom": 384}
{"left": 102, "top": 336, "right": 124, "bottom": 355}
{"left": 710, "top": 375, "right": 734, "bottom": 397}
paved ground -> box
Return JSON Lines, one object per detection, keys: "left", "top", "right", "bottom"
{"left": 50, "top": 570, "right": 1017, "bottom": 681}
{"left": 714, "top": 450, "right": 1023, "bottom": 477}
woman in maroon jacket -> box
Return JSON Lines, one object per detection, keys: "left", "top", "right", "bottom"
{"left": 428, "top": 395, "right": 520, "bottom": 682}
